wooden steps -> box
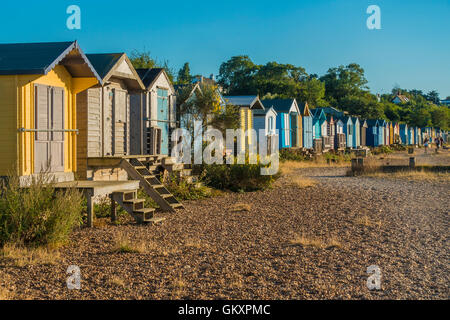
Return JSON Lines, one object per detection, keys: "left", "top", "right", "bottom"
{"left": 120, "top": 158, "right": 184, "bottom": 212}
{"left": 111, "top": 190, "right": 156, "bottom": 224}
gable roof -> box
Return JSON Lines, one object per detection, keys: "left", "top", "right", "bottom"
{"left": 86, "top": 53, "right": 144, "bottom": 90}
{"left": 392, "top": 94, "right": 410, "bottom": 103}
{"left": 315, "top": 106, "right": 344, "bottom": 118}
{"left": 253, "top": 106, "right": 278, "bottom": 116}
{"left": 298, "top": 102, "right": 311, "bottom": 116}
{"left": 136, "top": 68, "right": 174, "bottom": 91}
{"left": 224, "top": 95, "right": 264, "bottom": 110}
{"left": 311, "top": 108, "right": 326, "bottom": 119}
{"left": 85, "top": 53, "right": 122, "bottom": 79}
{"left": 260, "top": 99, "right": 299, "bottom": 114}
{"left": 351, "top": 117, "right": 360, "bottom": 125}
{"left": 366, "top": 119, "right": 379, "bottom": 127}
{"left": 0, "top": 41, "right": 101, "bottom": 82}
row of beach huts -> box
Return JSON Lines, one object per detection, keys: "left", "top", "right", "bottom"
{"left": 0, "top": 41, "right": 448, "bottom": 183}
{"left": 0, "top": 41, "right": 447, "bottom": 224}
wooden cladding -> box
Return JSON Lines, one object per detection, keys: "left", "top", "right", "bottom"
{"left": 34, "top": 84, "right": 65, "bottom": 173}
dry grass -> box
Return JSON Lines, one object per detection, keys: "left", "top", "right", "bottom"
{"left": 355, "top": 216, "right": 382, "bottom": 228}
{"left": 112, "top": 232, "right": 147, "bottom": 254}
{"left": 170, "top": 275, "right": 187, "bottom": 298}
{"left": 0, "top": 286, "right": 12, "bottom": 300}
{"left": 184, "top": 238, "right": 204, "bottom": 249}
{"left": 289, "top": 234, "right": 342, "bottom": 249}
{"left": 109, "top": 275, "right": 126, "bottom": 287}
{"left": 287, "top": 176, "right": 317, "bottom": 189}
{"left": 229, "top": 273, "right": 244, "bottom": 289}
{"left": 230, "top": 203, "right": 252, "bottom": 213}
{"left": 281, "top": 159, "right": 349, "bottom": 174}
{"left": 93, "top": 218, "right": 110, "bottom": 229}
{"left": 365, "top": 170, "right": 450, "bottom": 181}
{"left": 0, "top": 243, "right": 60, "bottom": 267}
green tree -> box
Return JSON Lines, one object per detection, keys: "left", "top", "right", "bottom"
{"left": 177, "top": 62, "right": 193, "bottom": 85}
{"left": 129, "top": 49, "right": 175, "bottom": 82}
{"left": 178, "top": 83, "right": 239, "bottom": 136}
{"left": 431, "top": 107, "right": 449, "bottom": 129}
{"left": 320, "top": 63, "right": 369, "bottom": 106}
{"left": 426, "top": 90, "right": 440, "bottom": 105}
{"left": 129, "top": 49, "right": 157, "bottom": 69}
{"left": 218, "top": 56, "right": 259, "bottom": 95}
{"left": 339, "top": 93, "right": 384, "bottom": 119}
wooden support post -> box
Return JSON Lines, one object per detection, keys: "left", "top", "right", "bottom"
{"left": 351, "top": 159, "right": 358, "bottom": 171}
{"left": 409, "top": 157, "right": 416, "bottom": 169}
{"left": 86, "top": 191, "right": 94, "bottom": 228}
{"left": 357, "top": 158, "right": 365, "bottom": 167}
{"left": 110, "top": 194, "right": 117, "bottom": 223}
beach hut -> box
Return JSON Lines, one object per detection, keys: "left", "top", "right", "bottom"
{"left": 384, "top": 122, "right": 391, "bottom": 146}
{"left": 408, "top": 126, "right": 415, "bottom": 145}
{"left": 351, "top": 117, "right": 361, "bottom": 148}
{"left": 366, "top": 120, "right": 380, "bottom": 147}
{"left": 129, "top": 68, "right": 177, "bottom": 156}
{"left": 415, "top": 127, "right": 422, "bottom": 145}
{"left": 340, "top": 116, "right": 354, "bottom": 148}
{"left": 399, "top": 124, "right": 408, "bottom": 144}
{"left": 311, "top": 108, "right": 327, "bottom": 140}
{"left": 261, "top": 99, "right": 301, "bottom": 149}
{"left": 326, "top": 115, "right": 335, "bottom": 150}
{"left": 393, "top": 123, "right": 400, "bottom": 144}
{"left": 224, "top": 96, "right": 265, "bottom": 151}
{"left": 389, "top": 122, "right": 394, "bottom": 145}
{"left": 299, "top": 102, "right": 313, "bottom": 149}
{"left": 334, "top": 118, "right": 346, "bottom": 149}
{"left": 174, "top": 83, "right": 202, "bottom": 131}
{"left": 75, "top": 53, "right": 145, "bottom": 179}
{"left": 377, "top": 120, "right": 386, "bottom": 146}
{"left": 253, "top": 106, "right": 278, "bottom": 151}
{"left": 360, "top": 120, "right": 368, "bottom": 147}
{"left": 0, "top": 41, "right": 101, "bottom": 184}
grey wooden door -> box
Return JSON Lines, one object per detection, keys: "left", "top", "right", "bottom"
{"left": 34, "top": 85, "right": 65, "bottom": 173}
{"left": 112, "top": 89, "right": 128, "bottom": 155}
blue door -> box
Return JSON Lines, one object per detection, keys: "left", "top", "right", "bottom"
{"left": 157, "top": 88, "right": 169, "bottom": 155}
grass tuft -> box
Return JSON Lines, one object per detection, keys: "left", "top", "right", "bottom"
{"left": 112, "top": 232, "right": 147, "bottom": 254}
{"left": 230, "top": 203, "right": 252, "bottom": 213}
{"left": 0, "top": 243, "right": 60, "bottom": 267}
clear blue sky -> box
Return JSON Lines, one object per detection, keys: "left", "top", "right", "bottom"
{"left": 1, "top": 0, "right": 449, "bottom": 97}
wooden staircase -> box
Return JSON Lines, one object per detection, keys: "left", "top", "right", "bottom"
{"left": 111, "top": 190, "right": 164, "bottom": 224}
{"left": 120, "top": 157, "right": 184, "bottom": 212}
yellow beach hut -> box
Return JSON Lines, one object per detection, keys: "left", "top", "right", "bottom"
{"left": 0, "top": 41, "right": 101, "bottom": 184}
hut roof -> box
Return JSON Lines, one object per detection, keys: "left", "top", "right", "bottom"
{"left": 0, "top": 41, "right": 101, "bottom": 81}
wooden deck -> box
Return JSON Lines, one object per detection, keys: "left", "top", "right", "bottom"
{"left": 54, "top": 180, "right": 140, "bottom": 228}
{"left": 87, "top": 154, "right": 166, "bottom": 167}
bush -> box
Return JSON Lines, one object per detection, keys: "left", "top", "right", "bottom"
{"left": 323, "top": 152, "right": 352, "bottom": 163}
{"left": 279, "top": 148, "right": 309, "bottom": 162}
{"left": 164, "top": 174, "right": 216, "bottom": 200}
{"left": 0, "top": 174, "right": 83, "bottom": 247}
{"left": 371, "top": 145, "right": 393, "bottom": 155}
{"left": 201, "top": 161, "right": 278, "bottom": 192}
